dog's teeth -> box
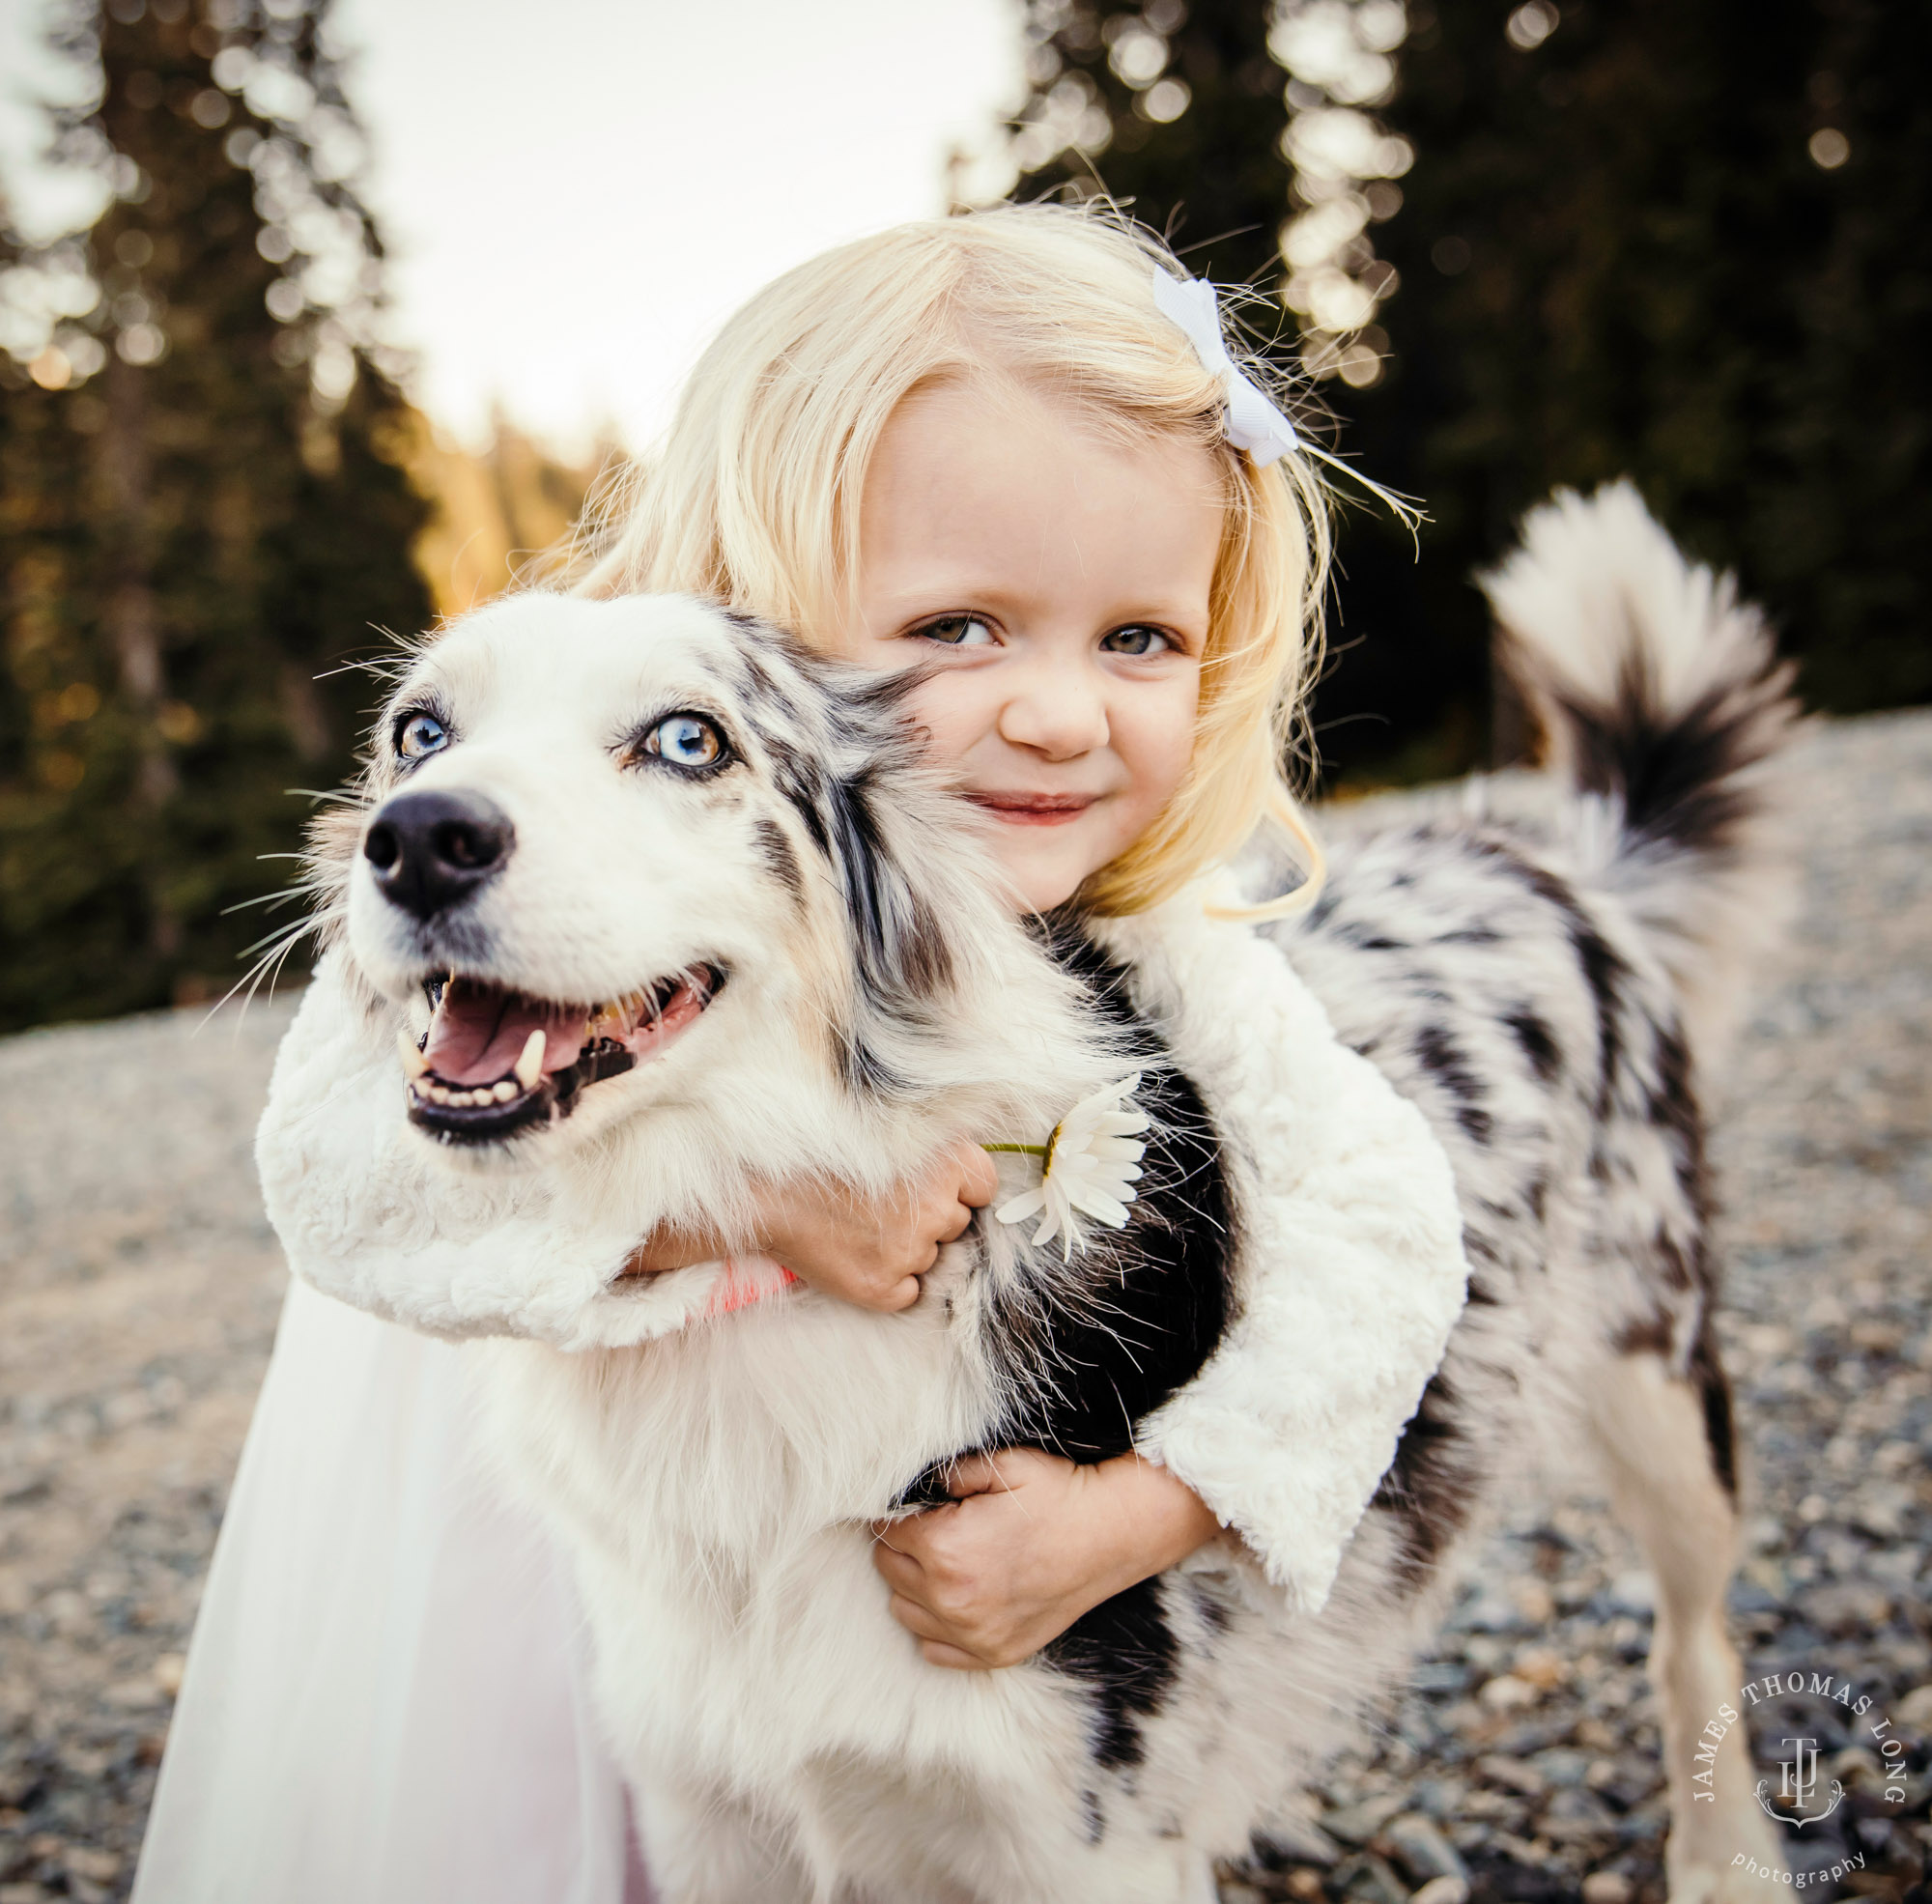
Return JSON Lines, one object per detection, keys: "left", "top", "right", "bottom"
{"left": 395, "top": 1030, "right": 430, "bottom": 1080}
{"left": 428, "top": 1084, "right": 453, "bottom": 1105}
{"left": 493, "top": 1080, "right": 518, "bottom": 1103}
{"left": 514, "top": 1029, "right": 546, "bottom": 1091}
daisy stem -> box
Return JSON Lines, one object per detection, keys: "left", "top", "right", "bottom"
{"left": 981, "top": 1143, "right": 1047, "bottom": 1156}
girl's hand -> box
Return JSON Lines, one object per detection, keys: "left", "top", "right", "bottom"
{"left": 750, "top": 1140, "right": 1000, "bottom": 1311}
{"left": 621, "top": 1140, "right": 998, "bottom": 1313}
{"left": 868, "top": 1448, "right": 1222, "bottom": 1669}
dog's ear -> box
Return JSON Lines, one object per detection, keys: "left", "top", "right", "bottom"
{"left": 733, "top": 618, "right": 962, "bottom": 1088}
{"left": 823, "top": 762, "right": 955, "bottom": 1017}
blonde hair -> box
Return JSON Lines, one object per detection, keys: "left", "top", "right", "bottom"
{"left": 571, "top": 202, "right": 1336, "bottom": 919}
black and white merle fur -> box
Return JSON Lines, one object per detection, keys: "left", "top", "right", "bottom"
{"left": 261, "top": 482, "right": 1797, "bottom": 1904}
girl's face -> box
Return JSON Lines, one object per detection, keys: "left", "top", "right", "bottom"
{"left": 842, "top": 377, "right": 1223, "bottom": 913}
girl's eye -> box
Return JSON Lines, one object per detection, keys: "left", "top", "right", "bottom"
{"left": 644, "top": 713, "right": 727, "bottom": 770}
{"left": 914, "top": 614, "right": 997, "bottom": 648}
{"left": 1099, "top": 625, "right": 1173, "bottom": 658}
{"left": 396, "top": 711, "right": 449, "bottom": 760}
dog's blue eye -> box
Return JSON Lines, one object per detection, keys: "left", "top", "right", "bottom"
{"left": 647, "top": 713, "right": 725, "bottom": 770}
{"left": 397, "top": 711, "right": 448, "bottom": 760}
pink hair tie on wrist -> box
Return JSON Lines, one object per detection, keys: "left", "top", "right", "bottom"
{"left": 705, "top": 1256, "right": 802, "bottom": 1319}
{"left": 1151, "top": 267, "right": 1300, "bottom": 468}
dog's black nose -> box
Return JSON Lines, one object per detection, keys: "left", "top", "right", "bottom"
{"left": 363, "top": 789, "right": 514, "bottom": 920}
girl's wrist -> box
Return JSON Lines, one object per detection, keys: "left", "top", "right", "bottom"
{"left": 1076, "top": 1454, "right": 1222, "bottom": 1597}
{"left": 621, "top": 1218, "right": 733, "bottom": 1277}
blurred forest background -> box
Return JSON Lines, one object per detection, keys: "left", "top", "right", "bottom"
{"left": 1, "top": 0, "right": 1926, "bottom": 1033}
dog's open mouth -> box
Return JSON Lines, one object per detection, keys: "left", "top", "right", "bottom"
{"left": 399, "top": 965, "right": 726, "bottom": 1143}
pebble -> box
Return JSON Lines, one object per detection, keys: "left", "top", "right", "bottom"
{"left": 1477, "top": 1674, "right": 1540, "bottom": 1712}
{"left": 1379, "top": 1813, "right": 1467, "bottom": 1884}
{"left": 0, "top": 997, "right": 297, "bottom": 1898}
{"left": 1330, "top": 1850, "right": 1408, "bottom": 1904}
{"left": 1323, "top": 1794, "right": 1409, "bottom": 1847}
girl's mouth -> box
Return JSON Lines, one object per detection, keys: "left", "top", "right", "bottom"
{"left": 967, "top": 791, "right": 1099, "bottom": 828}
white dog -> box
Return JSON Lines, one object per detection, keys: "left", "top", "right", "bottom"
{"left": 260, "top": 485, "right": 1797, "bottom": 1903}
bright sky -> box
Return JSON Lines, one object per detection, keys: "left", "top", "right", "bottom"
{"left": 0, "top": 0, "right": 1027, "bottom": 455}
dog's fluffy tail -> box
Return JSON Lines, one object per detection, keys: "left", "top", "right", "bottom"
{"left": 1481, "top": 480, "right": 1803, "bottom": 1068}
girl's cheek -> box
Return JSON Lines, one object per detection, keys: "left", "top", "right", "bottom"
{"left": 904, "top": 673, "right": 998, "bottom": 767}
{"left": 1122, "top": 672, "right": 1202, "bottom": 811}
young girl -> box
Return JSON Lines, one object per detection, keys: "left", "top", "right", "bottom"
{"left": 134, "top": 205, "right": 1467, "bottom": 1902}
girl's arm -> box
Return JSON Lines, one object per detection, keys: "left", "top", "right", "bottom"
{"left": 1116, "top": 904, "right": 1471, "bottom": 1617}
{"left": 871, "top": 900, "right": 1470, "bottom": 1659}
{"left": 623, "top": 1149, "right": 998, "bottom": 1311}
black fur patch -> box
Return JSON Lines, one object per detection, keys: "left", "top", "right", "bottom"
{"left": 1373, "top": 1366, "right": 1482, "bottom": 1590}
{"left": 753, "top": 818, "right": 805, "bottom": 901}
{"left": 822, "top": 765, "right": 955, "bottom": 1010}
{"left": 990, "top": 927, "right": 1234, "bottom": 1463}
{"left": 1524, "top": 1172, "right": 1549, "bottom": 1223}
{"left": 733, "top": 642, "right": 808, "bottom": 729}
{"left": 1190, "top": 1576, "right": 1235, "bottom": 1635}
{"left": 1413, "top": 1022, "right": 1494, "bottom": 1146}
{"left": 910, "top": 924, "right": 1235, "bottom": 1771}
{"left": 1653, "top": 1223, "right": 1696, "bottom": 1293}
{"left": 1045, "top": 1577, "right": 1180, "bottom": 1771}
{"left": 1501, "top": 1006, "right": 1563, "bottom": 1083}
{"left": 1339, "top": 925, "right": 1410, "bottom": 952}
{"left": 1613, "top": 1312, "right": 1675, "bottom": 1358}
{"left": 760, "top": 716, "right": 957, "bottom": 1098}
{"left": 1481, "top": 843, "right": 1631, "bottom": 1119}
{"left": 1687, "top": 1317, "right": 1738, "bottom": 1499}
{"left": 1568, "top": 918, "right": 1629, "bottom": 1120}
{"left": 1551, "top": 630, "right": 1788, "bottom": 863}
{"left": 1647, "top": 1019, "right": 1709, "bottom": 1216}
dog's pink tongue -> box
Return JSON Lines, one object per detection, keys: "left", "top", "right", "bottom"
{"left": 422, "top": 980, "right": 588, "bottom": 1087}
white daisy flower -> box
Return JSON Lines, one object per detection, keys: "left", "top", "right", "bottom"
{"left": 988, "top": 1073, "right": 1151, "bottom": 1261}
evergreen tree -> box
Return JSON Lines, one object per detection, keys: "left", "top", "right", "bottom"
{"left": 1005, "top": 0, "right": 1932, "bottom": 785}
{"left": 1008, "top": 0, "right": 1293, "bottom": 286}
{"left": 0, "top": 0, "right": 431, "bottom": 1032}
{"left": 1348, "top": 0, "right": 1932, "bottom": 741}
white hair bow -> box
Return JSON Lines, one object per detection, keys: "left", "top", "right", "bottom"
{"left": 1151, "top": 267, "right": 1299, "bottom": 468}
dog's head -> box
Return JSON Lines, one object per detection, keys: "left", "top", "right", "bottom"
{"left": 322, "top": 593, "right": 991, "bottom": 1172}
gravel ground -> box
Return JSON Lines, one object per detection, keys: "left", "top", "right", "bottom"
{"left": 0, "top": 712, "right": 1927, "bottom": 1904}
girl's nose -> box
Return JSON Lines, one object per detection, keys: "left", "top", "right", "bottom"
{"left": 996, "top": 655, "right": 1110, "bottom": 760}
